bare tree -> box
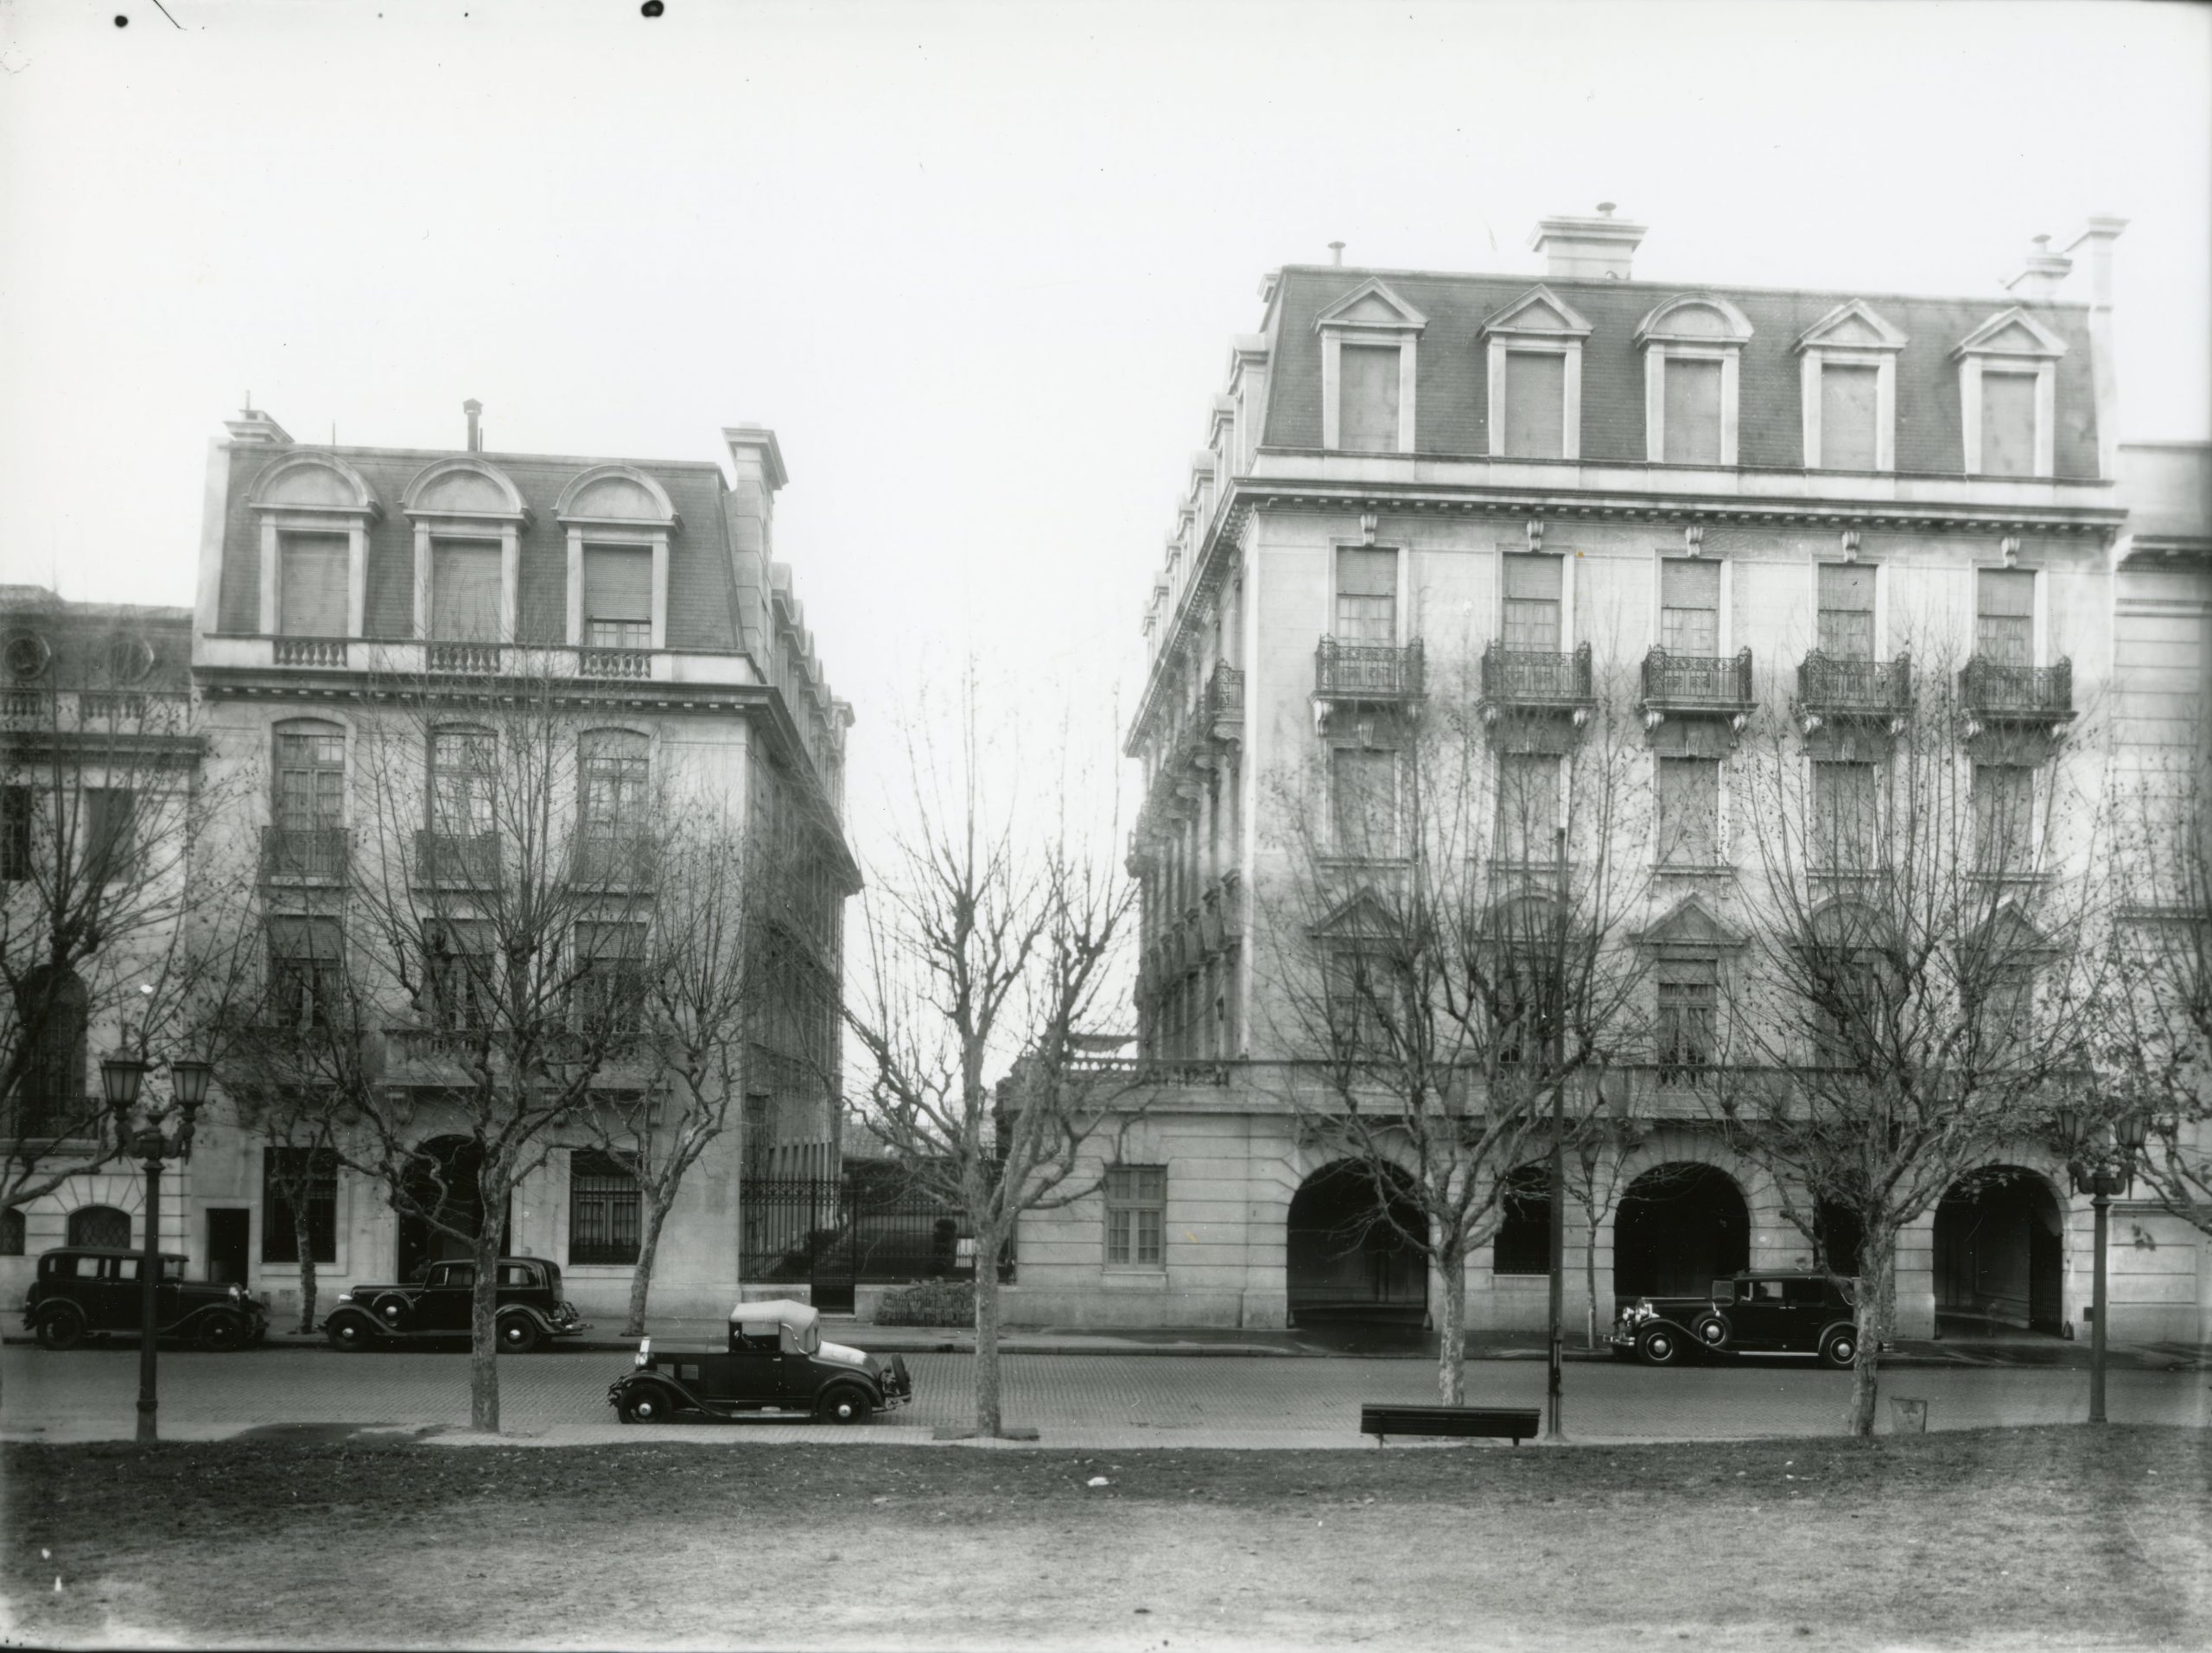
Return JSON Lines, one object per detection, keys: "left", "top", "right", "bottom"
{"left": 844, "top": 690, "right": 1135, "bottom": 1437}
{"left": 1710, "top": 650, "right": 2111, "bottom": 1436}
{"left": 1259, "top": 668, "right": 1653, "bottom": 1404}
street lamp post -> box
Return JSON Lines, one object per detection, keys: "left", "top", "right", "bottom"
{"left": 2053, "top": 1105, "right": 2147, "bottom": 1427}
{"left": 102, "top": 1052, "right": 213, "bottom": 1446}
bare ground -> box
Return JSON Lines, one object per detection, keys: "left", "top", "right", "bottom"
{"left": 3, "top": 1426, "right": 2208, "bottom": 1650}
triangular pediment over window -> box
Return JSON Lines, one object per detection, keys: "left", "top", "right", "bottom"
{"left": 1481, "top": 285, "right": 1592, "bottom": 340}
{"left": 1795, "top": 300, "right": 1907, "bottom": 353}
{"left": 1962, "top": 901, "right": 2056, "bottom": 960}
{"left": 1631, "top": 894, "right": 1749, "bottom": 952}
{"left": 1309, "top": 887, "right": 1401, "bottom": 942}
{"left": 1313, "top": 279, "right": 1427, "bottom": 334}
{"left": 1954, "top": 307, "right": 2067, "bottom": 359}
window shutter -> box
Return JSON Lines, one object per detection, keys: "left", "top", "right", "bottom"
{"left": 1502, "top": 350, "right": 1566, "bottom": 459}
{"left": 1980, "top": 372, "right": 2037, "bottom": 476}
{"left": 431, "top": 544, "right": 503, "bottom": 641}
{"left": 1819, "top": 365, "right": 1880, "bottom": 469}
{"left": 1335, "top": 548, "right": 1397, "bottom": 598}
{"left": 583, "top": 547, "right": 652, "bottom": 623}
{"left": 278, "top": 536, "right": 349, "bottom": 637}
{"left": 1663, "top": 359, "right": 1724, "bottom": 464}
{"left": 1338, "top": 344, "right": 1402, "bottom": 453}
{"left": 1503, "top": 554, "right": 1563, "bottom": 601}
{"left": 1818, "top": 563, "right": 1876, "bottom": 612}
{"left": 1977, "top": 569, "right": 2036, "bottom": 618}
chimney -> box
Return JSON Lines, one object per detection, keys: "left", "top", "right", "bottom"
{"left": 2062, "top": 215, "right": 2128, "bottom": 308}
{"left": 2003, "top": 234, "right": 2073, "bottom": 300}
{"left": 1328, "top": 240, "right": 1345, "bottom": 267}
{"left": 463, "top": 398, "right": 483, "bottom": 453}
{"left": 222, "top": 406, "right": 293, "bottom": 446}
{"left": 1529, "top": 201, "right": 1647, "bottom": 280}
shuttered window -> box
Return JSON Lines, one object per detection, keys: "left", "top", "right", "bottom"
{"left": 1502, "top": 350, "right": 1565, "bottom": 459}
{"left": 1656, "top": 758, "right": 1719, "bottom": 865}
{"left": 1338, "top": 344, "right": 1401, "bottom": 454}
{"left": 1817, "top": 564, "right": 1876, "bottom": 660}
{"left": 1976, "top": 569, "right": 2035, "bottom": 665}
{"left": 1819, "top": 365, "right": 1880, "bottom": 470}
{"left": 583, "top": 547, "right": 652, "bottom": 649}
{"left": 1334, "top": 549, "right": 1397, "bottom": 643}
{"left": 1332, "top": 747, "right": 1400, "bottom": 859}
{"left": 1972, "top": 765, "right": 2035, "bottom": 874}
{"left": 1660, "top": 559, "right": 1721, "bottom": 655}
{"left": 430, "top": 542, "right": 502, "bottom": 641}
{"left": 1663, "top": 359, "right": 1724, "bottom": 464}
{"left": 1496, "top": 752, "right": 1560, "bottom": 864}
{"left": 1502, "top": 555, "right": 1562, "bottom": 652}
{"left": 278, "top": 535, "right": 348, "bottom": 637}
{"left": 1980, "top": 372, "right": 2037, "bottom": 476}
{"left": 1812, "top": 761, "right": 1878, "bottom": 869}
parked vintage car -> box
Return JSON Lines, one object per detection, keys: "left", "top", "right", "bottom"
{"left": 21, "top": 1247, "right": 270, "bottom": 1351}
{"left": 321, "top": 1256, "right": 588, "bottom": 1352}
{"left": 606, "top": 1298, "right": 914, "bottom": 1425}
{"left": 1610, "top": 1271, "right": 1864, "bottom": 1369}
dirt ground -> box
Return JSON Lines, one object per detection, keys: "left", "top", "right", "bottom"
{"left": 4, "top": 1426, "right": 2208, "bottom": 1650}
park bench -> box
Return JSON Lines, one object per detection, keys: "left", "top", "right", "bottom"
{"left": 1358, "top": 1403, "right": 1542, "bottom": 1446}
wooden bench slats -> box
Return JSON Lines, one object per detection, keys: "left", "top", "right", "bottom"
{"left": 1358, "top": 1404, "right": 1541, "bottom": 1445}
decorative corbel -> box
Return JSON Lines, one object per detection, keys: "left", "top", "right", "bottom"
{"left": 1840, "top": 530, "right": 1860, "bottom": 563}
{"left": 2000, "top": 534, "right": 2021, "bottom": 567}
{"left": 1360, "top": 512, "right": 1379, "bottom": 547}
{"left": 1643, "top": 708, "right": 1666, "bottom": 731}
{"left": 1683, "top": 525, "right": 1704, "bottom": 556}
{"left": 1527, "top": 518, "right": 1544, "bottom": 553}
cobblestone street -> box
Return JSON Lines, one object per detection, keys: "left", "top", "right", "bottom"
{"left": 6, "top": 1343, "right": 2207, "bottom": 1446}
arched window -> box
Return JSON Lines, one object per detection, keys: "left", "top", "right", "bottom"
{"left": 67, "top": 1205, "right": 130, "bottom": 1249}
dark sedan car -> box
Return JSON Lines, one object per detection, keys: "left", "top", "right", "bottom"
{"left": 1610, "top": 1271, "right": 1864, "bottom": 1368}
{"left": 22, "top": 1248, "right": 270, "bottom": 1351}
{"left": 607, "top": 1299, "right": 914, "bottom": 1425}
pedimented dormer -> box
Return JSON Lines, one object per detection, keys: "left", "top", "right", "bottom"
{"left": 1955, "top": 308, "right": 2068, "bottom": 479}
{"left": 1315, "top": 279, "right": 1426, "bottom": 454}
{"left": 1483, "top": 286, "right": 1593, "bottom": 461}
{"left": 1630, "top": 893, "right": 1750, "bottom": 954}
{"left": 1308, "top": 886, "right": 1401, "bottom": 943}
{"left": 1796, "top": 301, "right": 1908, "bottom": 473}
{"left": 1637, "top": 295, "right": 1754, "bottom": 466}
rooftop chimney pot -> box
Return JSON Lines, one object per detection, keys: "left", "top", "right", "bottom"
{"left": 1328, "top": 240, "right": 1345, "bottom": 266}
{"left": 1597, "top": 201, "right": 1616, "bottom": 218}
{"left": 1529, "top": 205, "right": 1647, "bottom": 281}
{"left": 2004, "top": 233, "right": 2073, "bottom": 301}
{"left": 463, "top": 399, "right": 483, "bottom": 453}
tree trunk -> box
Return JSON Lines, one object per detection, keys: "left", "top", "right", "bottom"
{"left": 972, "top": 1231, "right": 1004, "bottom": 1438}
{"left": 1584, "top": 1207, "right": 1601, "bottom": 1351}
{"left": 1434, "top": 1246, "right": 1467, "bottom": 1405}
{"left": 1847, "top": 1224, "right": 1897, "bottom": 1439}
{"left": 293, "top": 1205, "right": 319, "bottom": 1334}
{"left": 623, "top": 1192, "right": 675, "bottom": 1338}
{"left": 468, "top": 1215, "right": 503, "bottom": 1434}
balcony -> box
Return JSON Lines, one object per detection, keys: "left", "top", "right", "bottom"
{"left": 580, "top": 646, "right": 652, "bottom": 680}
{"left": 570, "top": 835, "right": 658, "bottom": 890}
{"left": 1641, "top": 647, "right": 1754, "bottom": 716}
{"left": 1201, "top": 661, "right": 1245, "bottom": 740}
{"left": 0, "top": 1092, "right": 105, "bottom": 1142}
{"left": 1315, "top": 638, "right": 1425, "bottom": 705}
{"left": 1796, "top": 652, "right": 1912, "bottom": 722}
{"left": 260, "top": 825, "right": 351, "bottom": 885}
{"left": 425, "top": 640, "right": 505, "bottom": 675}
{"left": 1479, "top": 642, "right": 1593, "bottom": 718}
{"left": 1961, "top": 657, "right": 2074, "bottom": 725}
{"left": 411, "top": 830, "right": 502, "bottom": 889}
{"left": 273, "top": 636, "right": 349, "bottom": 668}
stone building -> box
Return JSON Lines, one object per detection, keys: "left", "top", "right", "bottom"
{"left": 1012, "top": 211, "right": 2212, "bottom": 1345}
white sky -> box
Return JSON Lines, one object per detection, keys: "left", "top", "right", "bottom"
{"left": 3, "top": 0, "right": 2208, "bottom": 872}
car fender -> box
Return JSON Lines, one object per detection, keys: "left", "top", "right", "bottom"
{"left": 497, "top": 1303, "right": 556, "bottom": 1333}
{"left": 325, "top": 1307, "right": 380, "bottom": 1340}
{"left": 1817, "top": 1317, "right": 1860, "bottom": 1349}
{"left": 1634, "top": 1315, "right": 1705, "bottom": 1359}
{"left": 613, "top": 1369, "right": 715, "bottom": 1415}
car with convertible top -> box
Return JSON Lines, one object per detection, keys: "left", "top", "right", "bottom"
{"left": 607, "top": 1298, "right": 914, "bottom": 1425}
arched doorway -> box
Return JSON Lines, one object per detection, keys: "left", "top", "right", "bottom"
{"left": 395, "top": 1136, "right": 512, "bottom": 1282}
{"left": 1614, "top": 1163, "right": 1749, "bottom": 1302}
{"left": 1285, "top": 1160, "right": 1426, "bottom": 1327}
{"left": 1934, "top": 1167, "right": 2063, "bottom": 1336}
{"left": 67, "top": 1205, "right": 131, "bottom": 1249}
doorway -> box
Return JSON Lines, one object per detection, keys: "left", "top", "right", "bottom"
{"left": 1613, "top": 1163, "right": 1750, "bottom": 1303}
{"left": 1934, "top": 1168, "right": 2064, "bottom": 1336}
{"left": 207, "top": 1209, "right": 251, "bottom": 1284}
{"left": 1285, "top": 1160, "right": 1427, "bottom": 1328}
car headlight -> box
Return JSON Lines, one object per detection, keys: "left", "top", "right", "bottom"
{"left": 229, "top": 1284, "right": 244, "bottom": 1301}
{"left": 337, "top": 1291, "right": 355, "bottom": 1304}
{"left": 634, "top": 1336, "right": 651, "bottom": 1370}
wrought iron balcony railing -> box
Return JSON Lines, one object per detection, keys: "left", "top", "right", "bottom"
{"left": 1315, "top": 638, "right": 1425, "bottom": 703}
{"left": 260, "top": 824, "right": 351, "bottom": 884}
{"left": 410, "top": 830, "right": 503, "bottom": 888}
{"left": 1797, "top": 652, "right": 1911, "bottom": 719}
{"left": 1960, "top": 656, "right": 2074, "bottom": 722}
{"left": 1479, "top": 642, "right": 1593, "bottom": 712}
{"left": 1202, "top": 661, "right": 1245, "bottom": 739}
{"left": 1641, "top": 646, "right": 1754, "bottom": 713}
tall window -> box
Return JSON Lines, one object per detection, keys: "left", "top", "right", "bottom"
{"left": 1325, "top": 949, "right": 1389, "bottom": 1054}
{"left": 429, "top": 540, "right": 503, "bottom": 641}
{"left": 1656, "top": 956, "right": 1719, "bottom": 1082}
{"left": 1656, "top": 758, "right": 1720, "bottom": 866}
{"left": 1659, "top": 558, "right": 1721, "bottom": 655}
{"left": 1338, "top": 344, "right": 1402, "bottom": 454}
{"left": 276, "top": 728, "right": 345, "bottom": 830}
{"left": 1496, "top": 752, "right": 1560, "bottom": 865}
{"left": 1811, "top": 761, "right": 1878, "bottom": 870}
{"left": 1492, "top": 1164, "right": 1551, "bottom": 1275}
{"left": 1501, "top": 351, "right": 1566, "bottom": 459}
{"left": 1979, "top": 372, "right": 2037, "bottom": 477}
{"left": 1663, "top": 358, "right": 1724, "bottom": 464}
{"left": 1817, "top": 563, "right": 1876, "bottom": 659}
{"left": 582, "top": 547, "right": 652, "bottom": 649}
{"left": 1975, "top": 569, "right": 2035, "bottom": 665}
{"left": 1818, "top": 365, "right": 1880, "bottom": 470}
{"left": 16, "top": 967, "right": 87, "bottom": 1116}
{"left": 277, "top": 533, "right": 348, "bottom": 637}
{"left": 1972, "top": 765, "right": 2035, "bottom": 874}
{"left": 429, "top": 729, "right": 496, "bottom": 837}
{"left": 1331, "top": 747, "right": 1400, "bottom": 859}
{"left": 266, "top": 918, "right": 343, "bottom": 1030}
{"left": 81, "top": 788, "right": 136, "bottom": 882}
{"left": 569, "top": 1148, "right": 641, "bottom": 1265}
{"left": 2, "top": 786, "right": 29, "bottom": 881}
{"left": 1502, "top": 555, "right": 1563, "bottom": 651}
{"left": 1103, "top": 1165, "right": 1166, "bottom": 1266}
{"left": 579, "top": 730, "right": 651, "bottom": 880}
{"left": 261, "top": 1148, "right": 339, "bottom": 1263}
{"left": 425, "top": 919, "right": 494, "bottom": 1031}
{"left": 1334, "top": 548, "right": 1398, "bottom": 644}
{"left": 0, "top": 1208, "right": 22, "bottom": 1256}
{"left": 575, "top": 922, "right": 649, "bottom": 1042}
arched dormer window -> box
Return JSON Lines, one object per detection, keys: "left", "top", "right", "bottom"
{"left": 1313, "top": 280, "right": 1426, "bottom": 454}
{"left": 1796, "top": 301, "right": 1908, "bottom": 473}
{"left": 402, "top": 459, "right": 531, "bottom": 645}
{"left": 1636, "top": 295, "right": 1754, "bottom": 467}
{"left": 556, "top": 467, "right": 677, "bottom": 658}
{"left": 246, "top": 454, "right": 383, "bottom": 641}
{"left": 1953, "top": 308, "right": 2067, "bottom": 479}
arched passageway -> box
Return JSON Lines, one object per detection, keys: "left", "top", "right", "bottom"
{"left": 1285, "top": 1160, "right": 1426, "bottom": 1326}
{"left": 1934, "top": 1168, "right": 2063, "bottom": 1336}
{"left": 1614, "top": 1163, "right": 1749, "bottom": 1302}
{"left": 396, "top": 1135, "right": 512, "bottom": 1282}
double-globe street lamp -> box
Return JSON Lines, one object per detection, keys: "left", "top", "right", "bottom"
{"left": 99, "top": 1049, "right": 213, "bottom": 1446}
{"left": 2050, "top": 1104, "right": 2149, "bottom": 1427}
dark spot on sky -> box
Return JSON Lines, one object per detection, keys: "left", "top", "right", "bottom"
{"left": 114, "top": 13, "right": 128, "bottom": 24}
{"left": 642, "top": 1, "right": 664, "bottom": 14}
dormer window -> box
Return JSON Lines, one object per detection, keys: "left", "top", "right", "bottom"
{"left": 1954, "top": 308, "right": 2067, "bottom": 478}
{"left": 246, "top": 453, "right": 383, "bottom": 639}
{"left": 556, "top": 467, "right": 678, "bottom": 652}
{"left": 403, "top": 459, "right": 531, "bottom": 644}
{"left": 1482, "top": 286, "right": 1591, "bottom": 461}
{"left": 1796, "top": 301, "right": 1907, "bottom": 473}
{"left": 1313, "top": 279, "right": 1426, "bottom": 454}
{"left": 1636, "top": 296, "right": 1754, "bottom": 467}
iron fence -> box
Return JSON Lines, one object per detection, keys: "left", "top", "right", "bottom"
{"left": 740, "top": 1170, "right": 1009, "bottom": 1313}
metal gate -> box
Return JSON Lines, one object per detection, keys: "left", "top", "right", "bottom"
{"left": 740, "top": 1171, "right": 998, "bottom": 1313}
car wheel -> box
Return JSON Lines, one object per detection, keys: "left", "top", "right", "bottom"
{"left": 1638, "top": 1327, "right": 1681, "bottom": 1367}
{"left": 1821, "top": 1328, "right": 1859, "bottom": 1370}
{"left": 198, "top": 1312, "right": 248, "bottom": 1352}
{"left": 620, "top": 1386, "right": 672, "bottom": 1425}
{"left": 497, "top": 1314, "right": 542, "bottom": 1355}
{"left": 1694, "top": 1314, "right": 1729, "bottom": 1349}
{"left": 817, "top": 1387, "right": 873, "bottom": 1425}
{"left": 35, "top": 1305, "right": 86, "bottom": 1351}
{"left": 371, "top": 1292, "right": 412, "bottom": 1332}
{"left": 326, "top": 1316, "right": 370, "bottom": 1352}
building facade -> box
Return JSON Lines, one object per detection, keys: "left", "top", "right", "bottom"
{"left": 1012, "top": 212, "right": 2212, "bottom": 1345}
